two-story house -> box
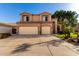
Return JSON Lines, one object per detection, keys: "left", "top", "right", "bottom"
{"left": 16, "top": 12, "right": 57, "bottom": 35}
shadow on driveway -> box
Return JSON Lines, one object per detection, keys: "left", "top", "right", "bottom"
{"left": 11, "top": 39, "right": 64, "bottom": 54}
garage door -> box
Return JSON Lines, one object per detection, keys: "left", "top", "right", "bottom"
{"left": 19, "top": 27, "right": 38, "bottom": 34}
{"left": 42, "top": 27, "right": 51, "bottom": 34}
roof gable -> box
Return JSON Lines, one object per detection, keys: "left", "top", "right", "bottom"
{"left": 20, "top": 12, "right": 32, "bottom": 15}
{"left": 40, "top": 12, "right": 51, "bottom": 15}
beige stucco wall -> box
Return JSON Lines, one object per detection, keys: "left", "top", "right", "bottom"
{"left": 18, "top": 23, "right": 40, "bottom": 27}
{"left": 32, "top": 15, "right": 40, "bottom": 22}
{"left": 52, "top": 18, "right": 57, "bottom": 33}
{"left": 20, "top": 12, "right": 52, "bottom": 22}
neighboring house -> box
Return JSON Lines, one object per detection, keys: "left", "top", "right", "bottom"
{"left": 0, "top": 12, "right": 58, "bottom": 35}
{"left": 0, "top": 23, "right": 17, "bottom": 34}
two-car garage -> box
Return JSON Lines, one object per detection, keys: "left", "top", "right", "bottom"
{"left": 19, "top": 26, "right": 51, "bottom": 35}
{"left": 19, "top": 27, "right": 38, "bottom": 35}
{"left": 42, "top": 27, "right": 51, "bottom": 34}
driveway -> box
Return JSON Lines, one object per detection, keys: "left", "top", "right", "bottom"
{"left": 0, "top": 35, "right": 79, "bottom": 56}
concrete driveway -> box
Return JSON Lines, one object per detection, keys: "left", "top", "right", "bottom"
{"left": 0, "top": 35, "right": 79, "bottom": 56}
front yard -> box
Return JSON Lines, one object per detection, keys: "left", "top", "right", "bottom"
{"left": 55, "top": 33, "right": 78, "bottom": 39}
{"left": 54, "top": 33, "right": 79, "bottom": 47}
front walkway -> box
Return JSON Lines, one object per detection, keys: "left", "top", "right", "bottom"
{"left": 0, "top": 35, "right": 79, "bottom": 56}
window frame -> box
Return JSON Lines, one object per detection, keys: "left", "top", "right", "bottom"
{"left": 42, "top": 15, "right": 48, "bottom": 22}
{"left": 24, "top": 16, "right": 29, "bottom": 22}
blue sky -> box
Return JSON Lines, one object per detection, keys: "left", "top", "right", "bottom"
{"left": 0, "top": 3, "right": 78, "bottom": 23}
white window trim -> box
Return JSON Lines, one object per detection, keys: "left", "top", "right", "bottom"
{"left": 24, "top": 16, "right": 26, "bottom": 22}
{"left": 24, "top": 16, "right": 29, "bottom": 22}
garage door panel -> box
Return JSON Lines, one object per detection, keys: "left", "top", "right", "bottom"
{"left": 42, "top": 27, "right": 50, "bottom": 34}
{"left": 19, "top": 27, "right": 38, "bottom": 34}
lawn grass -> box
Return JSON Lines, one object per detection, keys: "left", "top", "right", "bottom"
{"left": 55, "top": 34, "right": 65, "bottom": 39}
{"left": 55, "top": 33, "right": 78, "bottom": 39}
{"left": 70, "top": 33, "right": 77, "bottom": 38}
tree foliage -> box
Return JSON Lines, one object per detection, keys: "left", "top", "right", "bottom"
{"left": 52, "top": 10, "right": 78, "bottom": 27}
{"left": 52, "top": 10, "right": 78, "bottom": 38}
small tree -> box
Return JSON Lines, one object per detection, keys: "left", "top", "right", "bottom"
{"left": 52, "top": 10, "right": 78, "bottom": 33}
{"left": 64, "top": 27, "right": 71, "bottom": 39}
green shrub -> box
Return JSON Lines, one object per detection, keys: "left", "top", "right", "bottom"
{"left": 0, "top": 33, "right": 11, "bottom": 39}
{"left": 70, "top": 33, "right": 77, "bottom": 38}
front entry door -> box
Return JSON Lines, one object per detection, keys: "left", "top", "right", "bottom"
{"left": 12, "top": 28, "right": 16, "bottom": 34}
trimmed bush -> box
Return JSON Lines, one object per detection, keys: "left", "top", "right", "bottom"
{"left": 0, "top": 33, "right": 11, "bottom": 39}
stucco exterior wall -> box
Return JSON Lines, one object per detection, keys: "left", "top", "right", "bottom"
{"left": 32, "top": 15, "right": 40, "bottom": 22}
{"left": 19, "top": 12, "right": 52, "bottom": 22}
{"left": 52, "top": 18, "right": 57, "bottom": 33}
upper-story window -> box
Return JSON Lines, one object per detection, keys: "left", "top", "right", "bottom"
{"left": 43, "top": 15, "right": 48, "bottom": 22}
{"left": 24, "top": 16, "right": 29, "bottom": 22}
